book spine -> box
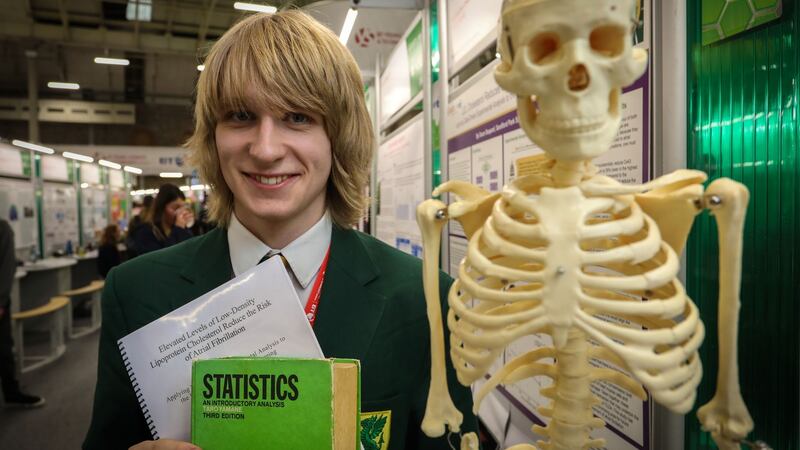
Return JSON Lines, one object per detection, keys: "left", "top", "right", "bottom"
{"left": 118, "top": 339, "right": 160, "bottom": 440}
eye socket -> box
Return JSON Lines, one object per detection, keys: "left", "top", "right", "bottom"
{"left": 589, "top": 25, "right": 626, "bottom": 57}
{"left": 285, "top": 112, "right": 311, "bottom": 125}
{"left": 528, "top": 32, "right": 561, "bottom": 64}
{"left": 227, "top": 110, "right": 254, "bottom": 122}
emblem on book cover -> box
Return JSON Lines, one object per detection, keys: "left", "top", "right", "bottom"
{"left": 360, "top": 410, "right": 391, "bottom": 450}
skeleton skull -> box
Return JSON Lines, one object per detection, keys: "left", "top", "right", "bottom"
{"left": 495, "top": 0, "right": 648, "bottom": 161}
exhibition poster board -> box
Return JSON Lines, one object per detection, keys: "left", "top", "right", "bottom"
{"left": 0, "top": 177, "right": 38, "bottom": 249}
{"left": 41, "top": 154, "right": 74, "bottom": 182}
{"left": 80, "top": 163, "right": 101, "bottom": 186}
{"left": 379, "top": 14, "right": 424, "bottom": 124}
{"left": 42, "top": 182, "right": 79, "bottom": 255}
{"left": 0, "top": 144, "right": 32, "bottom": 178}
{"left": 80, "top": 186, "right": 108, "bottom": 246}
{"left": 444, "top": 58, "right": 651, "bottom": 449}
{"left": 110, "top": 189, "right": 128, "bottom": 230}
{"left": 375, "top": 114, "right": 425, "bottom": 257}
{"left": 446, "top": 0, "right": 503, "bottom": 75}
{"left": 109, "top": 169, "right": 125, "bottom": 188}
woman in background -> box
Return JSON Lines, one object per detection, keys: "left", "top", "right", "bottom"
{"left": 96, "top": 224, "right": 121, "bottom": 279}
{"left": 131, "top": 184, "right": 195, "bottom": 255}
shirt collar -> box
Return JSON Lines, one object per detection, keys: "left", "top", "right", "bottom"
{"left": 227, "top": 212, "right": 332, "bottom": 288}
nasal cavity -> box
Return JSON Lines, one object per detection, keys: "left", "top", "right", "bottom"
{"left": 568, "top": 64, "right": 590, "bottom": 91}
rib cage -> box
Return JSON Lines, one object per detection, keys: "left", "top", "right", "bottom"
{"left": 448, "top": 175, "right": 704, "bottom": 415}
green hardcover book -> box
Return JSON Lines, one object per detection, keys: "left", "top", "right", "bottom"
{"left": 191, "top": 357, "right": 360, "bottom": 450}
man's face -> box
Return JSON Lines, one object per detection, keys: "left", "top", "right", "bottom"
{"left": 215, "top": 97, "right": 332, "bottom": 232}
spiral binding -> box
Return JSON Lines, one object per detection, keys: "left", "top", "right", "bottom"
{"left": 118, "top": 340, "right": 160, "bottom": 440}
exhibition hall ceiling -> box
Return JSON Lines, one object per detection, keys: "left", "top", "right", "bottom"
{"left": 0, "top": 0, "right": 418, "bottom": 101}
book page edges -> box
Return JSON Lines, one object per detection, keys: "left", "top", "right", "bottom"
{"left": 333, "top": 361, "right": 359, "bottom": 450}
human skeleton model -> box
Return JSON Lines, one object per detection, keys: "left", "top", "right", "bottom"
{"left": 415, "top": 0, "right": 755, "bottom": 449}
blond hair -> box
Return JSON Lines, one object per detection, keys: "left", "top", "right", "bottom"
{"left": 187, "top": 10, "right": 374, "bottom": 229}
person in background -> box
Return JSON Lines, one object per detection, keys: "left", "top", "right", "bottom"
{"left": 130, "top": 184, "right": 195, "bottom": 255}
{"left": 125, "top": 194, "right": 153, "bottom": 258}
{"left": 0, "top": 219, "right": 44, "bottom": 408}
{"left": 190, "top": 197, "right": 215, "bottom": 236}
{"left": 97, "top": 224, "right": 121, "bottom": 279}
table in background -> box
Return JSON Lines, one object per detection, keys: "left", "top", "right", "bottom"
{"left": 70, "top": 250, "right": 100, "bottom": 288}
{"left": 20, "top": 258, "right": 77, "bottom": 310}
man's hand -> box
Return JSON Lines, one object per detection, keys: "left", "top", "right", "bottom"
{"left": 129, "top": 440, "right": 201, "bottom": 450}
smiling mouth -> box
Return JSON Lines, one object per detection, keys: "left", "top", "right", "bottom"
{"left": 245, "top": 173, "right": 294, "bottom": 186}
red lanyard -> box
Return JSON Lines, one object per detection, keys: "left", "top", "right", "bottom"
{"left": 304, "top": 246, "right": 330, "bottom": 327}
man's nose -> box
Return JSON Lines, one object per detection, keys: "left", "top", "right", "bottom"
{"left": 250, "top": 116, "right": 287, "bottom": 161}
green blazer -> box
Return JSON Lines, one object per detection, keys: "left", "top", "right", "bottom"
{"left": 84, "top": 226, "right": 477, "bottom": 450}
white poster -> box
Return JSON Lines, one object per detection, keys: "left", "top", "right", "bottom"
{"left": 0, "top": 144, "right": 26, "bottom": 177}
{"left": 80, "top": 163, "right": 101, "bottom": 185}
{"left": 41, "top": 154, "right": 71, "bottom": 182}
{"left": 0, "top": 178, "right": 38, "bottom": 249}
{"left": 109, "top": 169, "right": 125, "bottom": 188}
{"left": 376, "top": 115, "right": 425, "bottom": 257}
{"left": 42, "top": 182, "right": 79, "bottom": 254}
{"left": 447, "top": 0, "right": 504, "bottom": 75}
{"left": 81, "top": 186, "right": 108, "bottom": 245}
{"left": 379, "top": 14, "right": 422, "bottom": 124}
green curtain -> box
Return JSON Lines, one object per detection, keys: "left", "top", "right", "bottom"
{"left": 686, "top": 2, "right": 798, "bottom": 449}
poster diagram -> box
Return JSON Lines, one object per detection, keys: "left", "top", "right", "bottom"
{"left": 42, "top": 182, "right": 79, "bottom": 255}
{"left": 0, "top": 178, "right": 38, "bottom": 249}
{"left": 110, "top": 189, "right": 128, "bottom": 230}
{"left": 444, "top": 59, "right": 651, "bottom": 449}
{"left": 81, "top": 187, "right": 108, "bottom": 246}
{"left": 376, "top": 115, "right": 425, "bottom": 257}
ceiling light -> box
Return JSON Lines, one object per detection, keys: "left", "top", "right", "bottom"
{"left": 47, "top": 81, "right": 80, "bottom": 90}
{"left": 190, "top": 184, "right": 206, "bottom": 191}
{"left": 80, "top": 182, "right": 89, "bottom": 189}
{"left": 124, "top": 165, "right": 143, "bottom": 174}
{"left": 94, "top": 57, "right": 130, "bottom": 66}
{"left": 62, "top": 151, "right": 94, "bottom": 163}
{"left": 233, "top": 2, "right": 277, "bottom": 13}
{"left": 99, "top": 159, "right": 122, "bottom": 170}
{"left": 197, "top": 64, "right": 205, "bottom": 71}
{"left": 339, "top": 8, "right": 358, "bottom": 45}
{"left": 11, "top": 139, "right": 55, "bottom": 154}
{"left": 160, "top": 172, "right": 184, "bottom": 178}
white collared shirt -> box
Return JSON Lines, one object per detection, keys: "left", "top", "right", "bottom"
{"left": 227, "top": 212, "right": 332, "bottom": 304}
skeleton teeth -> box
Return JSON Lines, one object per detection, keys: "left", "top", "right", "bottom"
{"left": 256, "top": 175, "right": 290, "bottom": 185}
{"left": 539, "top": 116, "right": 606, "bottom": 135}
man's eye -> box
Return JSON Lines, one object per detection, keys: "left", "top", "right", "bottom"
{"left": 286, "top": 112, "right": 310, "bottom": 125}
{"left": 229, "top": 111, "right": 254, "bottom": 122}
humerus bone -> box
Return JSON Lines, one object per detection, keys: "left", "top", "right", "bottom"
{"left": 696, "top": 179, "right": 753, "bottom": 449}
{"left": 417, "top": 199, "right": 463, "bottom": 437}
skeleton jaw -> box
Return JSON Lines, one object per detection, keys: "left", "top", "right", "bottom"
{"left": 517, "top": 94, "right": 622, "bottom": 161}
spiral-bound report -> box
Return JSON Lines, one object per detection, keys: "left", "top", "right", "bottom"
{"left": 117, "top": 256, "right": 324, "bottom": 441}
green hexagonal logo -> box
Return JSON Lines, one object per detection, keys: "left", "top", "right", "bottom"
{"left": 702, "top": 0, "right": 727, "bottom": 26}
{"left": 702, "top": 0, "right": 783, "bottom": 46}
{"left": 753, "top": 0, "right": 779, "bottom": 9}
{"left": 719, "top": 0, "right": 753, "bottom": 37}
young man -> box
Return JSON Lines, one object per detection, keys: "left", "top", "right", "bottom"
{"left": 84, "top": 10, "right": 476, "bottom": 450}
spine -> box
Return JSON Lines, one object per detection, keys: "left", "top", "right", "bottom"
{"left": 118, "top": 340, "right": 160, "bottom": 440}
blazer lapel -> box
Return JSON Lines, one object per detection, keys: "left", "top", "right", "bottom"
{"left": 314, "top": 227, "right": 386, "bottom": 361}
{"left": 175, "top": 227, "right": 233, "bottom": 310}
